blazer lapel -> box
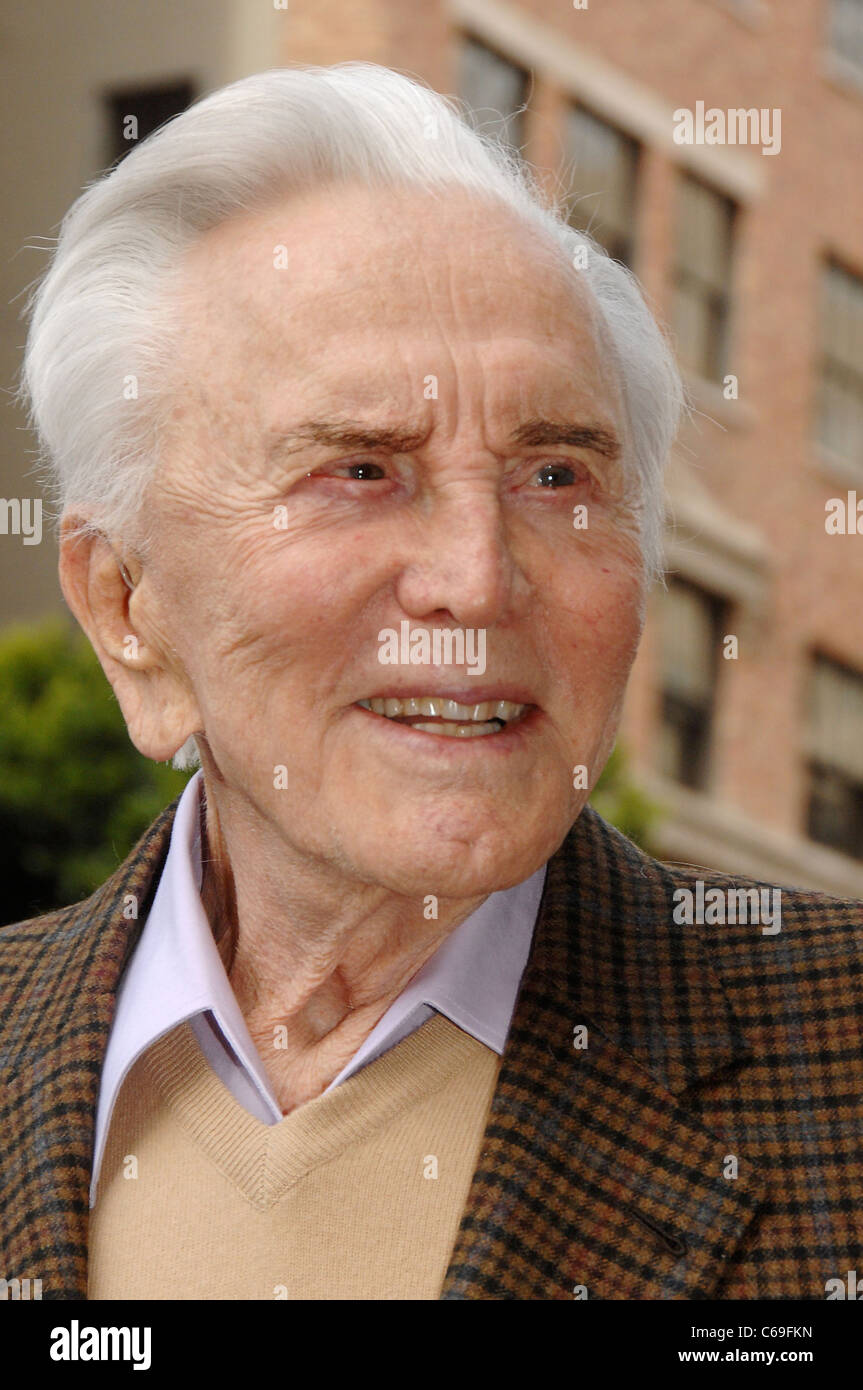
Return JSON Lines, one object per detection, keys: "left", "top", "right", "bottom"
{"left": 0, "top": 802, "right": 178, "bottom": 1299}
{"left": 442, "top": 807, "right": 768, "bottom": 1300}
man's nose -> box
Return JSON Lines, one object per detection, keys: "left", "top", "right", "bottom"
{"left": 393, "top": 488, "right": 520, "bottom": 629}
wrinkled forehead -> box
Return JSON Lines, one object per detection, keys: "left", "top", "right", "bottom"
{"left": 168, "top": 181, "right": 625, "bottom": 424}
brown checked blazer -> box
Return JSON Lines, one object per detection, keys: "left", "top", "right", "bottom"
{"left": 2, "top": 797, "right": 862, "bottom": 1300}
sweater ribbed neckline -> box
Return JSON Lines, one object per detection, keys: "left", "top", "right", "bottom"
{"left": 141, "top": 1012, "right": 490, "bottom": 1210}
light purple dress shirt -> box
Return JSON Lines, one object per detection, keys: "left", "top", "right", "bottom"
{"left": 90, "top": 771, "right": 546, "bottom": 1206}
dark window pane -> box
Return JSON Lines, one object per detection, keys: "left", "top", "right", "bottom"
{"left": 807, "top": 763, "right": 863, "bottom": 859}
{"left": 105, "top": 81, "right": 196, "bottom": 166}
{"left": 457, "top": 35, "right": 528, "bottom": 152}
{"left": 659, "top": 692, "right": 712, "bottom": 789}
{"left": 830, "top": 0, "right": 863, "bottom": 72}
{"left": 806, "top": 655, "right": 863, "bottom": 859}
{"left": 672, "top": 175, "right": 735, "bottom": 381}
{"left": 657, "top": 579, "right": 726, "bottom": 790}
{"left": 564, "top": 106, "right": 639, "bottom": 266}
{"left": 817, "top": 260, "right": 863, "bottom": 467}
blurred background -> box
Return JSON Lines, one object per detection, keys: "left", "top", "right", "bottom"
{"left": 2, "top": 0, "right": 863, "bottom": 918}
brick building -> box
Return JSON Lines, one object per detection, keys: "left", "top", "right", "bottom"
{"left": 2, "top": 0, "right": 862, "bottom": 890}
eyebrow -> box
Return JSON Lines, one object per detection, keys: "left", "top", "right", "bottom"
{"left": 267, "top": 416, "right": 622, "bottom": 464}
{"left": 510, "top": 418, "right": 621, "bottom": 461}
{"left": 269, "top": 420, "right": 430, "bottom": 460}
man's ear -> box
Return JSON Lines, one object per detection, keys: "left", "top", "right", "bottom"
{"left": 58, "top": 514, "right": 203, "bottom": 762}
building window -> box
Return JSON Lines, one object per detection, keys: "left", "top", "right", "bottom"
{"left": 657, "top": 579, "right": 726, "bottom": 789}
{"left": 671, "top": 174, "right": 736, "bottom": 382}
{"left": 817, "top": 260, "right": 863, "bottom": 468}
{"left": 829, "top": 0, "right": 863, "bottom": 78}
{"left": 457, "top": 34, "right": 529, "bottom": 152}
{"left": 105, "top": 80, "right": 196, "bottom": 166}
{"left": 564, "top": 106, "right": 639, "bottom": 266}
{"left": 806, "top": 656, "right": 863, "bottom": 860}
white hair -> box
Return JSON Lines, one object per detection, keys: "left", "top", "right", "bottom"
{"left": 18, "top": 62, "right": 684, "bottom": 771}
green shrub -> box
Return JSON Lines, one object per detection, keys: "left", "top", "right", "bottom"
{"left": 0, "top": 618, "right": 191, "bottom": 923}
{"left": 589, "top": 741, "right": 662, "bottom": 851}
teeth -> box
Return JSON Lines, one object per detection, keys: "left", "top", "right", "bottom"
{"left": 357, "top": 696, "right": 526, "bottom": 723}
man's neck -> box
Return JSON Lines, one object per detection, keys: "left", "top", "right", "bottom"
{"left": 198, "top": 780, "right": 488, "bottom": 1113}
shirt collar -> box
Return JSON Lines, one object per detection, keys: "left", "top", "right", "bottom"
{"left": 90, "top": 772, "right": 544, "bottom": 1205}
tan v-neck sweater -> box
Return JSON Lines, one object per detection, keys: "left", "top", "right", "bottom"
{"left": 87, "top": 1013, "right": 501, "bottom": 1300}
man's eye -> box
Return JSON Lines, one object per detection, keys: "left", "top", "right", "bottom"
{"left": 532, "top": 462, "right": 579, "bottom": 488}
{"left": 331, "top": 461, "right": 387, "bottom": 481}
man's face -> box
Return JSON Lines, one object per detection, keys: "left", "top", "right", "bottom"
{"left": 138, "top": 183, "right": 646, "bottom": 897}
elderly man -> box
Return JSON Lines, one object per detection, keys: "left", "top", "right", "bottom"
{"left": 1, "top": 62, "right": 861, "bottom": 1303}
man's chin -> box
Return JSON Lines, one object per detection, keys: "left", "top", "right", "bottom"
{"left": 348, "top": 827, "right": 561, "bottom": 901}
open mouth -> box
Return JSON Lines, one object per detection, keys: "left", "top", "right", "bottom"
{"left": 355, "top": 696, "right": 530, "bottom": 738}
